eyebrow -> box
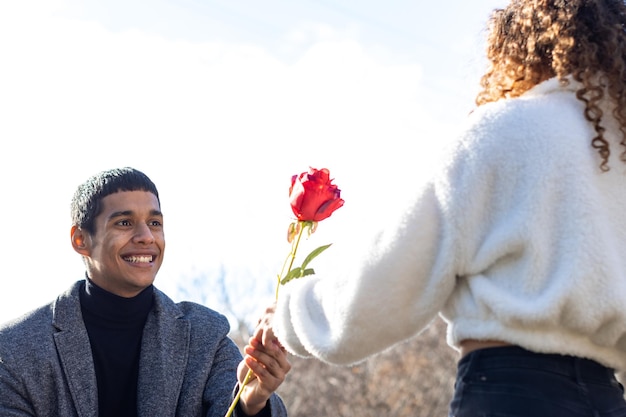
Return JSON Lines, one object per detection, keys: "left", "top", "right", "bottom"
{"left": 108, "top": 209, "right": 163, "bottom": 220}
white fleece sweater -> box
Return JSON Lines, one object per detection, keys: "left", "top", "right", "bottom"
{"left": 274, "top": 77, "right": 626, "bottom": 370}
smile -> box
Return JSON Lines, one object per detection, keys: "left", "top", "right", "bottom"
{"left": 123, "top": 255, "right": 154, "bottom": 263}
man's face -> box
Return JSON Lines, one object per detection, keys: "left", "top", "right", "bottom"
{"left": 76, "top": 190, "right": 165, "bottom": 297}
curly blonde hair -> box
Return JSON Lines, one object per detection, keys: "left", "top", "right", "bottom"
{"left": 476, "top": 0, "right": 626, "bottom": 171}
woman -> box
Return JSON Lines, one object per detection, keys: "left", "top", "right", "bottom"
{"left": 263, "top": 1, "right": 626, "bottom": 416}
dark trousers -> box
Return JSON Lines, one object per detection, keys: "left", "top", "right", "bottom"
{"left": 449, "top": 346, "right": 626, "bottom": 417}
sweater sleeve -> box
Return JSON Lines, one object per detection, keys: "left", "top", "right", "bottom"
{"left": 273, "top": 167, "right": 461, "bottom": 365}
{"left": 272, "top": 96, "right": 533, "bottom": 365}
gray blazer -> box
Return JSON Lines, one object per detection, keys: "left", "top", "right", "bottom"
{"left": 0, "top": 281, "right": 288, "bottom": 417}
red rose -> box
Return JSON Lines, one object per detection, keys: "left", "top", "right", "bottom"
{"left": 289, "top": 167, "right": 345, "bottom": 222}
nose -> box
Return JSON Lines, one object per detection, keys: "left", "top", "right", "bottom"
{"left": 133, "top": 222, "right": 155, "bottom": 244}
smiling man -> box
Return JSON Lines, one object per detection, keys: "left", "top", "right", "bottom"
{"left": 0, "top": 167, "right": 290, "bottom": 417}
{"left": 72, "top": 189, "right": 165, "bottom": 298}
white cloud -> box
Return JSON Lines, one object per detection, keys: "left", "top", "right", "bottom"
{"left": 0, "top": 0, "right": 70, "bottom": 16}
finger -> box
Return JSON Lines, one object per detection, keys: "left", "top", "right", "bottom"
{"left": 237, "top": 357, "right": 261, "bottom": 383}
{"left": 245, "top": 340, "right": 291, "bottom": 378}
{"left": 261, "top": 326, "right": 277, "bottom": 347}
{"left": 243, "top": 354, "right": 281, "bottom": 395}
{"left": 252, "top": 316, "right": 269, "bottom": 339}
{"left": 246, "top": 342, "right": 291, "bottom": 378}
{"left": 249, "top": 325, "right": 279, "bottom": 354}
{"left": 247, "top": 336, "right": 280, "bottom": 360}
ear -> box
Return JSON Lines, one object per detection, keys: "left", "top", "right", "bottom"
{"left": 71, "top": 225, "right": 91, "bottom": 256}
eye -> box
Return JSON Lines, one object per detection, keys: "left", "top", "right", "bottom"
{"left": 149, "top": 219, "right": 163, "bottom": 227}
{"left": 118, "top": 219, "right": 132, "bottom": 226}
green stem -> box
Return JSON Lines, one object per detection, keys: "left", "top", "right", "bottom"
{"left": 276, "top": 221, "right": 307, "bottom": 300}
{"left": 224, "top": 369, "right": 254, "bottom": 417}
{"left": 225, "top": 220, "right": 307, "bottom": 417}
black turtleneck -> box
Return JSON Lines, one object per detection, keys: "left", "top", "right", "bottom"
{"left": 80, "top": 279, "right": 154, "bottom": 417}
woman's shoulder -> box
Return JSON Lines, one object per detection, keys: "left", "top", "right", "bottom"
{"left": 471, "top": 78, "right": 583, "bottom": 136}
{"left": 452, "top": 78, "right": 589, "bottom": 161}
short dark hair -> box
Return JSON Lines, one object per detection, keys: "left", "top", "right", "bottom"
{"left": 71, "top": 167, "right": 160, "bottom": 235}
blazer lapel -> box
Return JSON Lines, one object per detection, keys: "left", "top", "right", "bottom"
{"left": 137, "top": 290, "right": 190, "bottom": 417}
{"left": 53, "top": 283, "right": 98, "bottom": 417}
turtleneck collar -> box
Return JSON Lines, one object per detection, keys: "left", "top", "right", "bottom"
{"left": 80, "top": 278, "right": 154, "bottom": 328}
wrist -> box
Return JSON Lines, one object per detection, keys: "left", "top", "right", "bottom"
{"left": 237, "top": 399, "right": 268, "bottom": 417}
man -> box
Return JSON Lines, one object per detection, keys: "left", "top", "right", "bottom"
{"left": 0, "top": 167, "right": 290, "bottom": 417}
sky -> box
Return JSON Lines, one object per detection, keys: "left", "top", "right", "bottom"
{"left": 0, "top": 0, "right": 506, "bottom": 326}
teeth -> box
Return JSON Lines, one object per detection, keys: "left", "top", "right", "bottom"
{"left": 124, "top": 255, "right": 152, "bottom": 263}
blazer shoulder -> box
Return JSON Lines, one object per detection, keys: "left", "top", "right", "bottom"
{"left": 0, "top": 302, "right": 56, "bottom": 363}
{"left": 152, "top": 287, "right": 232, "bottom": 336}
{"left": 176, "top": 301, "right": 231, "bottom": 333}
